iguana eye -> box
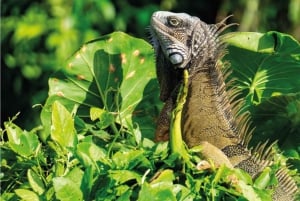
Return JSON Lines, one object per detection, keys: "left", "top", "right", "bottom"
{"left": 167, "top": 17, "right": 181, "bottom": 27}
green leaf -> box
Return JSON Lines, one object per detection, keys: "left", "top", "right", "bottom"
{"left": 152, "top": 141, "right": 169, "bottom": 160}
{"left": 76, "top": 140, "right": 111, "bottom": 170}
{"left": 112, "top": 149, "right": 151, "bottom": 169}
{"left": 150, "top": 169, "right": 175, "bottom": 184}
{"left": 251, "top": 93, "right": 300, "bottom": 147}
{"left": 53, "top": 167, "right": 84, "bottom": 201}
{"left": 4, "top": 121, "right": 39, "bottom": 157}
{"left": 109, "top": 169, "right": 142, "bottom": 184}
{"left": 233, "top": 168, "right": 253, "bottom": 185}
{"left": 81, "top": 166, "right": 94, "bottom": 200}
{"left": 65, "top": 167, "right": 84, "bottom": 187}
{"left": 53, "top": 177, "right": 83, "bottom": 201}
{"left": 116, "top": 189, "right": 132, "bottom": 201}
{"left": 51, "top": 101, "right": 77, "bottom": 149}
{"left": 254, "top": 168, "right": 272, "bottom": 189}
{"left": 237, "top": 181, "right": 263, "bottom": 201}
{"left": 223, "top": 31, "right": 300, "bottom": 152}
{"left": 15, "top": 189, "right": 40, "bottom": 201}
{"left": 138, "top": 182, "right": 177, "bottom": 201}
{"left": 41, "top": 32, "right": 161, "bottom": 140}
{"left": 90, "top": 107, "right": 115, "bottom": 129}
{"left": 27, "top": 169, "right": 45, "bottom": 195}
{"left": 90, "top": 107, "right": 105, "bottom": 121}
{"left": 223, "top": 31, "right": 300, "bottom": 105}
{"left": 137, "top": 170, "right": 179, "bottom": 201}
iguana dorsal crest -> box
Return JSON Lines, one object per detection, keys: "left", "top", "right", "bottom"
{"left": 150, "top": 11, "right": 298, "bottom": 200}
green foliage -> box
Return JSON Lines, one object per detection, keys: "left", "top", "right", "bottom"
{"left": 222, "top": 31, "right": 300, "bottom": 155}
{"left": 4, "top": 123, "right": 40, "bottom": 158}
{"left": 51, "top": 101, "right": 77, "bottom": 149}
{"left": 3, "top": 0, "right": 300, "bottom": 133}
{"left": 1, "top": 31, "right": 299, "bottom": 200}
{"left": 2, "top": 0, "right": 159, "bottom": 128}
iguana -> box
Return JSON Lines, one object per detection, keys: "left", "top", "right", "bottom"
{"left": 149, "top": 11, "right": 298, "bottom": 200}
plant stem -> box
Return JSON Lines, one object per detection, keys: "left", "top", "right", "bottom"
{"left": 170, "top": 69, "right": 190, "bottom": 163}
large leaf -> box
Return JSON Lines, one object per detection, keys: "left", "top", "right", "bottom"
{"left": 222, "top": 31, "right": 300, "bottom": 152}
{"left": 41, "top": 32, "right": 161, "bottom": 140}
{"left": 250, "top": 93, "right": 300, "bottom": 152}
{"left": 223, "top": 31, "right": 300, "bottom": 105}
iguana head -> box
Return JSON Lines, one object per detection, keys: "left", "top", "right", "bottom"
{"left": 149, "top": 11, "right": 228, "bottom": 101}
{"left": 149, "top": 11, "right": 221, "bottom": 70}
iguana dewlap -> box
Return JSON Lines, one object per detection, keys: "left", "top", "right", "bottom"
{"left": 149, "top": 11, "right": 298, "bottom": 200}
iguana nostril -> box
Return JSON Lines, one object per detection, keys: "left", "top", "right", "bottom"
{"left": 169, "top": 53, "right": 183, "bottom": 65}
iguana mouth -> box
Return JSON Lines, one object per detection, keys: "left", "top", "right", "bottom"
{"left": 150, "top": 15, "right": 189, "bottom": 68}
{"left": 149, "top": 27, "right": 186, "bottom": 69}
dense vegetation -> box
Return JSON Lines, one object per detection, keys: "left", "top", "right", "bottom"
{"left": 1, "top": 1, "right": 300, "bottom": 200}
{"left": 2, "top": 0, "right": 300, "bottom": 128}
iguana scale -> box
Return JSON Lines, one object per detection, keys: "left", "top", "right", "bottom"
{"left": 149, "top": 11, "right": 298, "bottom": 200}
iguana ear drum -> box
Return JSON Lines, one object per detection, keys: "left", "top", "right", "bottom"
{"left": 169, "top": 53, "right": 183, "bottom": 66}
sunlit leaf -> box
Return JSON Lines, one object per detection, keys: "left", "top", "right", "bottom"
{"left": 116, "top": 189, "right": 132, "bottom": 201}
{"left": 41, "top": 32, "right": 161, "bottom": 140}
{"left": 109, "top": 169, "right": 142, "bottom": 184}
{"left": 27, "top": 169, "right": 45, "bottom": 195}
{"left": 51, "top": 101, "right": 77, "bottom": 149}
{"left": 15, "top": 189, "right": 40, "bottom": 201}
{"left": 90, "top": 107, "right": 115, "bottom": 129}
{"left": 138, "top": 182, "right": 177, "bottom": 201}
{"left": 5, "top": 122, "right": 39, "bottom": 157}
{"left": 53, "top": 167, "right": 84, "bottom": 201}
{"left": 223, "top": 31, "right": 300, "bottom": 152}
{"left": 112, "top": 149, "right": 151, "bottom": 170}
{"left": 237, "top": 181, "right": 264, "bottom": 201}
{"left": 76, "top": 140, "right": 111, "bottom": 170}
{"left": 223, "top": 31, "right": 300, "bottom": 105}
{"left": 150, "top": 169, "right": 175, "bottom": 184}
{"left": 253, "top": 167, "right": 276, "bottom": 189}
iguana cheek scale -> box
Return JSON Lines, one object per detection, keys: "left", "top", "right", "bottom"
{"left": 149, "top": 11, "right": 298, "bottom": 200}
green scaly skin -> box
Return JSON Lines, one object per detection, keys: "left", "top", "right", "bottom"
{"left": 169, "top": 69, "right": 190, "bottom": 163}
{"left": 149, "top": 11, "right": 298, "bottom": 200}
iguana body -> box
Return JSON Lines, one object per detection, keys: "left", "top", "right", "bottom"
{"left": 149, "top": 11, "right": 298, "bottom": 200}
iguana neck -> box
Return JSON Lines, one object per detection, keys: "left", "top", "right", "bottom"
{"left": 182, "top": 59, "right": 237, "bottom": 149}
{"left": 150, "top": 11, "right": 298, "bottom": 200}
{"left": 182, "top": 54, "right": 270, "bottom": 177}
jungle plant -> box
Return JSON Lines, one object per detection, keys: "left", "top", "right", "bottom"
{"left": 1, "top": 31, "right": 299, "bottom": 201}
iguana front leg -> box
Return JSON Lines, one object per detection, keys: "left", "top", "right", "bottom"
{"left": 197, "top": 141, "right": 234, "bottom": 169}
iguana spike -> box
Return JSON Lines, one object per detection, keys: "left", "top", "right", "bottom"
{"left": 251, "top": 140, "right": 274, "bottom": 167}
{"left": 261, "top": 141, "right": 277, "bottom": 160}
{"left": 236, "top": 112, "right": 254, "bottom": 143}
{"left": 272, "top": 168, "right": 298, "bottom": 200}
{"left": 215, "top": 15, "right": 238, "bottom": 35}
{"left": 150, "top": 11, "right": 298, "bottom": 200}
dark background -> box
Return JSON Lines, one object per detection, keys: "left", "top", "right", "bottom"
{"left": 2, "top": 0, "right": 300, "bottom": 129}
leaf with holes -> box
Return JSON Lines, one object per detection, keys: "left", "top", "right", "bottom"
{"left": 41, "top": 32, "right": 161, "bottom": 140}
